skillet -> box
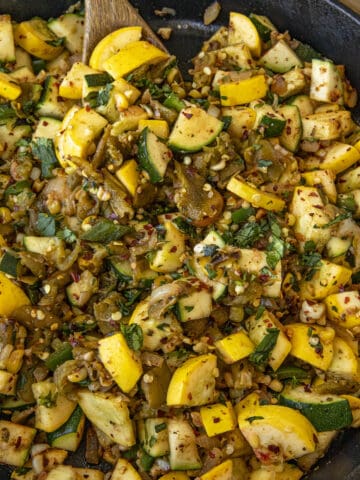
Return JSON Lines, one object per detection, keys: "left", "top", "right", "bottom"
{"left": 0, "top": 0, "right": 359, "bottom": 478}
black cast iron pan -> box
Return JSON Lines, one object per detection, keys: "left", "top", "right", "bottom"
{"left": 0, "top": 0, "right": 359, "bottom": 478}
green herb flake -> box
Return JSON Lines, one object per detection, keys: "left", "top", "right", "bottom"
{"left": 255, "top": 305, "right": 265, "bottom": 320}
{"left": 246, "top": 416, "right": 264, "bottom": 423}
{"left": 120, "top": 323, "right": 143, "bottom": 351}
{"left": 249, "top": 327, "right": 280, "bottom": 367}
{"left": 205, "top": 263, "right": 217, "bottom": 280}
{"left": 317, "top": 212, "right": 352, "bottom": 229}
{"left": 172, "top": 217, "right": 197, "bottom": 238}
{"left": 36, "top": 212, "right": 57, "bottom": 237}
{"left": 154, "top": 422, "right": 167, "bottom": 433}
{"left": 31, "top": 138, "right": 59, "bottom": 178}
{"left": 46, "top": 37, "right": 65, "bottom": 47}
{"left": 231, "top": 207, "right": 255, "bottom": 224}
{"left": 81, "top": 219, "right": 131, "bottom": 243}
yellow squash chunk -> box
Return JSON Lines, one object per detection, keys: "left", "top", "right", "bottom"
{"left": 139, "top": 119, "right": 169, "bottom": 138}
{"left": 0, "top": 15, "right": 15, "bottom": 62}
{"left": 246, "top": 310, "right": 292, "bottom": 371}
{"left": 111, "top": 458, "right": 142, "bottom": 480}
{"left": 0, "top": 271, "right": 30, "bottom": 316}
{"left": 227, "top": 175, "right": 285, "bottom": 211}
{"left": 113, "top": 78, "right": 141, "bottom": 104}
{"left": 327, "top": 336, "right": 359, "bottom": 379}
{"left": 234, "top": 391, "right": 261, "bottom": 417}
{"left": 63, "top": 107, "right": 108, "bottom": 158}
{"left": 14, "top": 18, "right": 63, "bottom": 60}
{"left": 222, "top": 106, "right": 256, "bottom": 138}
{"left": 167, "top": 354, "right": 217, "bottom": 407}
{"left": 300, "top": 260, "right": 352, "bottom": 301}
{"left": 59, "top": 62, "right": 99, "bottom": 99}
{"left": 238, "top": 405, "right": 316, "bottom": 462}
{"left": 0, "top": 371, "right": 17, "bottom": 396}
{"left": 116, "top": 159, "right": 139, "bottom": 196}
{"left": 215, "top": 331, "right": 255, "bottom": 364}
{"left": 302, "top": 111, "right": 354, "bottom": 141}
{"left": 220, "top": 75, "right": 268, "bottom": 106}
{"left": 32, "top": 381, "right": 77, "bottom": 433}
{"left": 228, "top": 12, "right": 261, "bottom": 57}
{"left": 111, "top": 105, "right": 149, "bottom": 136}
{"left": 200, "top": 459, "right": 233, "bottom": 480}
{"left": 285, "top": 323, "right": 335, "bottom": 370}
{"left": 104, "top": 40, "right": 168, "bottom": 79}
{"left": 89, "top": 26, "right": 142, "bottom": 70}
{"left": 250, "top": 464, "right": 303, "bottom": 480}
{"left": 0, "top": 72, "right": 21, "bottom": 100}
{"left": 200, "top": 402, "right": 237, "bottom": 437}
{"left": 290, "top": 186, "right": 331, "bottom": 251}
{"left": 325, "top": 290, "right": 360, "bottom": 329}
{"left": 160, "top": 473, "right": 190, "bottom": 480}
{"left": 320, "top": 142, "right": 360, "bottom": 174}
{"left": 98, "top": 332, "right": 143, "bottom": 393}
{"left": 150, "top": 220, "right": 186, "bottom": 273}
{"left": 337, "top": 165, "right": 360, "bottom": 193}
{"left": 301, "top": 169, "right": 337, "bottom": 203}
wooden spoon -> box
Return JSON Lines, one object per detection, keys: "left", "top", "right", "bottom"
{"left": 83, "top": 0, "right": 168, "bottom": 64}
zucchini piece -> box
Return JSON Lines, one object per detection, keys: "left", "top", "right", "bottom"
{"left": 66, "top": 270, "right": 98, "bottom": 307}
{"left": 176, "top": 287, "right": 212, "bottom": 322}
{"left": 0, "top": 397, "right": 34, "bottom": 410}
{"left": 326, "top": 236, "right": 352, "bottom": 259}
{"left": 276, "top": 68, "right": 306, "bottom": 99}
{"left": 258, "top": 113, "right": 286, "bottom": 138}
{"left": 166, "top": 354, "right": 217, "bottom": 407}
{"left": 77, "top": 389, "right": 135, "bottom": 447}
{"left": 288, "top": 94, "right": 314, "bottom": 117}
{"left": 33, "top": 117, "right": 62, "bottom": 140}
{"left": 290, "top": 186, "right": 331, "bottom": 251}
{"left": 48, "top": 13, "right": 84, "bottom": 55}
{"left": 141, "top": 361, "right": 172, "bottom": 409}
{"left": 45, "top": 342, "right": 73, "bottom": 371}
{"left": 320, "top": 142, "right": 360, "bottom": 174}
{"left": 36, "top": 75, "right": 73, "bottom": 119}
{"left": 84, "top": 72, "right": 113, "bottom": 87}
{"left": 0, "top": 15, "right": 15, "bottom": 62}
{"left": 15, "top": 47, "right": 33, "bottom": 70}
{"left": 0, "top": 124, "right": 32, "bottom": 161}
{"left": 302, "top": 110, "right": 354, "bottom": 140}
{"left": 0, "top": 420, "right": 36, "bottom": 467}
{"left": 202, "top": 230, "right": 225, "bottom": 248}
{"left": 168, "top": 106, "right": 223, "bottom": 152}
{"left": 259, "top": 40, "right": 303, "bottom": 73}
{"left": 278, "top": 104, "right": 302, "bottom": 152}
{"left": 59, "top": 61, "right": 98, "bottom": 100}
{"left": 168, "top": 418, "right": 202, "bottom": 470}
{"left": 301, "top": 169, "right": 337, "bottom": 204}
{"left": 149, "top": 219, "right": 186, "bottom": 273}
{"left": 138, "top": 127, "right": 172, "bottom": 183}
{"left": 109, "top": 256, "right": 133, "bottom": 282}
{"left": 46, "top": 465, "right": 104, "bottom": 480}
{"left": 138, "top": 418, "right": 169, "bottom": 457}
{"left": 294, "top": 41, "right": 323, "bottom": 62}
{"left": 279, "top": 385, "right": 353, "bottom": 431}
{"left": 0, "top": 251, "right": 21, "bottom": 278}
{"left": 221, "top": 106, "right": 256, "bottom": 138}
{"left": 328, "top": 336, "right": 359, "bottom": 379}
{"left": 310, "top": 59, "right": 343, "bottom": 104}
{"left": 337, "top": 165, "right": 360, "bottom": 193}
{"left": 48, "top": 405, "right": 85, "bottom": 451}
{"left": 32, "top": 381, "right": 77, "bottom": 433}
{"left": 249, "top": 13, "right": 278, "bottom": 42}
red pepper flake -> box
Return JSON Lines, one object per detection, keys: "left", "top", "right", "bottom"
{"left": 188, "top": 392, "right": 192, "bottom": 400}
{"left": 170, "top": 246, "right": 177, "bottom": 253}
{"left": 85, "top": 105, "right": 91, "bottom": 112}
{"left": 182, "top": 112, "right": 193, "bottom": 119}
{"left": 344, "top": 296, "right": 350, "bottom": 304}
{"left": 70, "top": 272, "right": 80, "bottom": 283}
{"left": 213, "top": 417, "right": 220, "bottom": 423}
{"left": 268, "top": 444, "right": 280, "bottom": 454}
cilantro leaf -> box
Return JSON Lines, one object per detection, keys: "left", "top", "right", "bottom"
{"left": 46, "top": 37, "right": 65, "bottom": 47}
{"left": 172, "top": 217, "right": 197, "bottom": 238}
{"left": 81, "top": 219, "right": 131, "bottom": 243}
{"left": 232, "top": 222, "right": 263, "bottom": 248}
{"left": 57, "top": 227, "right": 77, "bottom": 243}
{"left": 317, "top": 212, "right": 352, "bottom": 229}
{"left": 120, "top": 324, "right": 143, "bottom": 351}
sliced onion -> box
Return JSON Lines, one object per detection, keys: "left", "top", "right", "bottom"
{"left": 203, "top": 1, "right": 221, "bottom": 25}
{"left": 149, "top": 280, "right": 189, "bottom": 317}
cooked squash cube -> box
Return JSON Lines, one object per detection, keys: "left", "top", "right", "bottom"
{"left": 115, "top": 159, "right": 139, "bottom": 196}
{"left": 222, "top": 106, "right": 256, "bottom": 138}
{"left": 138, "top": 119, "right": 169, "bottom": 138}
{"left": 167, "top": 354, "right": 217, "bottom": 407}
{"left": 200, "top": 459, "right": 234, "bottom": 480}
{"left": 98, "top": 332, "right": 143, "bottom": 393}
{"left": 200, "top": 402, "right": 237, "bottom": 437}
{"left": 301, "top": 169, "right": 337, "bottom": 203}
{"left": 111, "top": 458, "right": 142, "bottom": 480}
{"left": 0, "top": 271, "right": 30, "bottom": 316}
{"left": 150, "top": 220, "right": 186, "bottom": 273}
{"left": 104, "top": 40, "right": 168, "bottom": 79}
{"left": 285, "top": 323, "right": 335, "bottom": 370}
{"left": 0, "top": 72, "right": 21, "bottom": 100}
{"left": 320, "top": 142, "right": 360, "bottom": 174}
{"left": 327, "top": 336, "right": 359, "bottom": 379}
{"left": 220, "top": 75, "right": 268, "bottom": 106}
{"left": 300, "top": 260, "right": 352, "bottom": 300}
{"left": 227, "top": 176, "right": 285, "bottom": 211}
{"left": 325, "top": 290, "right": 360, "bottom": 328}
{"left": 290, "top": 186, "right": 331, "bottom": 251}
{"left": 246, "top": 310, "right": 292, "bottom": 371}
{"left": 215, "top": 331, "right": 255, "bottom": 364}
{"left": 59, "top": 62, "right": 99, "bottom": 99}
{"left": 238, "top": 404, "right": 316, "bottom": 461}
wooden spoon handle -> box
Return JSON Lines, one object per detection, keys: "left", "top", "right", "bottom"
{"left": 83, "top": 0, "right": 167, "bottom": 64}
